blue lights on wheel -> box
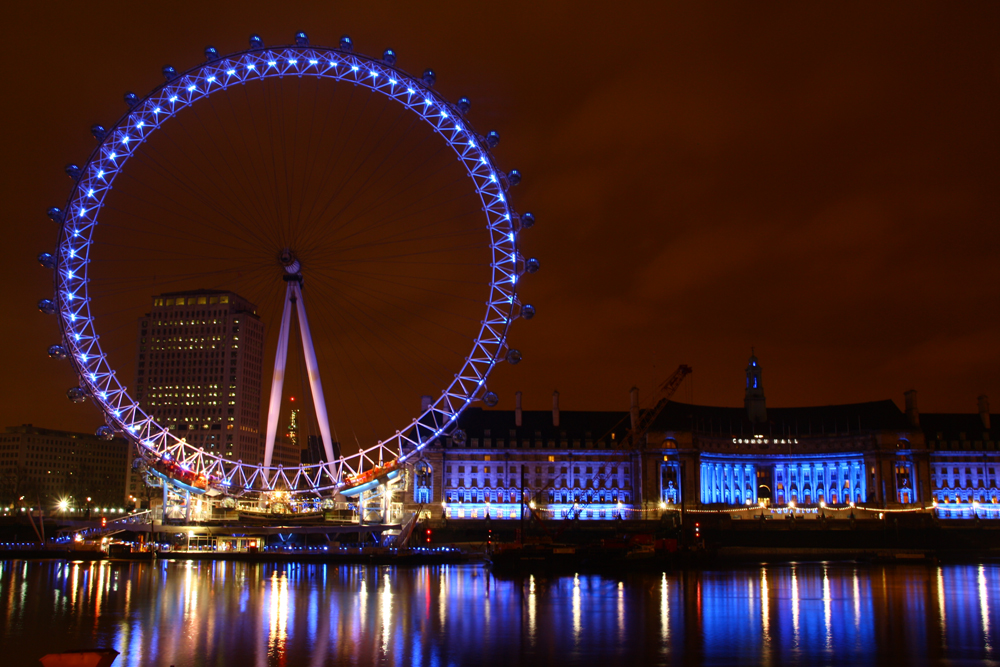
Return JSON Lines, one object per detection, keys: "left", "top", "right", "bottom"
{"left": 46, "top": 36, "right": 537, "bottom": 498}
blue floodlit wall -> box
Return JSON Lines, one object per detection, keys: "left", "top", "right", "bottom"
{"left": 699, "top": 453, "right": 867, "bottom": 506}
{"left": 443, "top": 503, "right": 627, "bottom": 520}
{"left": 930, "top": 453, "right": 1000, "bottom": 518}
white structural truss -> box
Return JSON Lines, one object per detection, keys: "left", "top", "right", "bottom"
{"left": 263, "top": 259, "right": 337, "bottom": 470}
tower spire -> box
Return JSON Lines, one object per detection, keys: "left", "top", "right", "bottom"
{"left": 744, "top": 349, "right": 766, "bottom": 424}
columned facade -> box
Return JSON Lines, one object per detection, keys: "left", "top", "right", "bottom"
{"left": 398, "top": 359, "right": 999, "bottom": 520}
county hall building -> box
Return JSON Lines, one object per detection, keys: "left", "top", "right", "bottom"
{"left": 403, "top": 353, "right": 1000, "bottom": 521}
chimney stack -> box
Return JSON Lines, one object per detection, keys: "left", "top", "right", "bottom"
{"left": 630, "top": 386, "right": 640, "bottom": 433}
{"left": 904, "top": 390, "right": 919, "bottom": 427}
{"left": 552, "top": 390, "right": 560, "bottom": 427}
{"left": 978, "top": 395, "right": 990, "bottom": 430}
{"left": 420, "top": 395, "right": 432, "bottom": 412}
{"left": 515, "top": 391, "right": 523, "bottom": 427}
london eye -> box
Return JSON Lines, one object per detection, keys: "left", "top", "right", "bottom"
{"left": 37, "top": 32, "right": 537, "bottom": 504}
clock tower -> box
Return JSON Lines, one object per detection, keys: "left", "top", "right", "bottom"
{"left": 745, "top": 349, "right": 767, "bottom": 424}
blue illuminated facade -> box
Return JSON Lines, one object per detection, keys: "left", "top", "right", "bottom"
{"left": 402, "top": 356, "right": 1000, "bottom": 519}
{"left": 698, "top": 453, "right": 867, "bottom": 506}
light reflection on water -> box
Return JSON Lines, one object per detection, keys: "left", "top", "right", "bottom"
{"left": 0, "top": 560, "right": 997, "bottom": 666}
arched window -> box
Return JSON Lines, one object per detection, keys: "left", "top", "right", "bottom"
{"left": 413, "top": 461, "right": 433, "bottom": 503}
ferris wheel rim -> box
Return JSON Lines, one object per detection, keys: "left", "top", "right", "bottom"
{"left": 51, "top": 42, "right": 523, "bottom": 496}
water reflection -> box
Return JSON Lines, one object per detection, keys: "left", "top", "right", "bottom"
{"left": 0, "top": 560, "right": 998, "bottom": 666}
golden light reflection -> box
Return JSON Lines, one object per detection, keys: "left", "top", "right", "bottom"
{"left": 269, "top": 570, "right": 289, "bottom": 656}
{"left": 183, "top": 562, "right": 198, "bottom": 629}
{"left": 528, "top": 574, "right": 536, "bottom": 640}
{"left": 360, "top": 575, "right": 368, "bottom": 634}
{"left": 70, "top": 563, "right": 79, "bottom": 608}
{"left": 853, "top": 569, "right": 861, "bottom": 633}
{"left": 660, "top": 573, "right": 669, "bottom": 643}
{"left": 936, "top": 567, "right": 947, "bottom": 646}
{"left": 760, "top": 568, "right": 770, "bottom": 643}
{"left": 572, "top": 573, "right": 581, "bottom": 643}
{"left": 380, "top": 573, "right": 392, "bottom": 655}
{"left": 978, "top": 565, "right": 992, "bottom": 654}
{"left": 438, "top": 569, "right": 448, "bottom": 628}
{"left": 95, "top": 563, "right": 105, "bottom": 620}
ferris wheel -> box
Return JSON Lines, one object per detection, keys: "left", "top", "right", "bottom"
{"left": 37, "top": 32, "right": 538, "bottom": 499}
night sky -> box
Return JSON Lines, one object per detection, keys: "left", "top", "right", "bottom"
{"left": 3, "top": 2, "right": 999, "bottom": 437}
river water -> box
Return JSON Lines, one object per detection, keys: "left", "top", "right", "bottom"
{"left": 1, "top": 559, "right": 997, "bottom": 666}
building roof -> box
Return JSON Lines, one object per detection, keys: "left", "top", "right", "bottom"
{"left": 455, "top": 407, "right": 629, "bottom": 441}
{"left": 157, "top": 288, "right": 234, "bottom": 297}
{"left": 919, "top": 413, "right": 999, "bottom": 441}
{"left": 450, "top": 398, "right": 918, "bottom": 441}
{"left": 650, "top": 399, "right": 913, "bottom": 435}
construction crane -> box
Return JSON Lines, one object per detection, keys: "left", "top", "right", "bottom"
{"left": 575, "top": 364, "right": 693, "bottom": 514}
{"left": 620, "top": 364, "right": 693, "bottom": 449}
{"left": 518, "top": 365, "right": 693, "bottom": 524}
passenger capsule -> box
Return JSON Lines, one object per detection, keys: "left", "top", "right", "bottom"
{"left": 249, "top": 34, "right": 264, "bottom": 48}
{"left": 67, "top": 387, "right": 87, "bottom": 403}
{"left": 162, "top": 65, "right": 177, "bottom": 81}
{"left": 339, "top": 35, "right": 353, "bottom": 51}
{"left": 422, "top": 69, "right": 436, "bottom": 87}
{"left": 506, "top": 349, "right": 522, "bottom": 365}
{"left": 123, "top": 91, "right": 138, "bottom": 107}
{"left": 520, "top": 212, "right": 535, "bottom": 229}
{"left": 520, "top": 304, "right": 535, "bottom": 320}
{"left": 484, "top": 391, "right": 499, "bottom": 407}
{"left": 38, "top": 252, "right": 55, "bottom": 269}
{"left": 383, "top": 49, "right": 397, "bottom": 66}
{"left": 295, "top": 31, "right": 309, "bottom": 46}
{"left": 486, "top": 130, "right": 500, "bottom": 148}
{"left": 452, "top": 429, "right": 467, "bottom": 446}
{"left": 205, "top": 46, "right": 219, "bottom": 61}
{"left": 96, "top": 425, "right": 114, "bottom": 441}
{"left": 508, "top": 169, "right": 521, "bottom": 186}
{"left": 38, "top": 298, "right": 57, "bottom": 315}
{"left": 457, "top": 97, "right": 471, "bottom": 114}
{"left": 65, "top": 164, "right": 81, "bottom": 180}
{"left": 91, "top": 125, "right": 106, "bottom": 141}
{"left": 47, "top": 207, "right": 63, "bottom": 223}
{"left": 47, "top": 344, "right": 68, "bottom": 360}
{"left": 525, "top": 258, "right": 540, "bottom": 274}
